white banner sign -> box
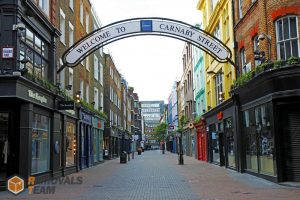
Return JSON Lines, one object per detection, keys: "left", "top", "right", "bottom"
{"left": 63, "top": 18, "right": 231, "bottom": 67}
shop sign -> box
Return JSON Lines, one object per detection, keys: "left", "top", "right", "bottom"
{"left": 81, "top": 112, "right": 92, "bottom": 124}
{"left": 217, "top": 111, "right": 223, "bottom": 120}
{"left": 28, "top": 90, "right": 47, "bottom": 104}
{"left": 2, "top": 46, "right": 14, "bottom": 59}
{"left": 58, "top": 101, "right": 74, "bottom": 110}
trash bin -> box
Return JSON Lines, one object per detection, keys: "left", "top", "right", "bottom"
{"left": 120, "top": 151, "right": 127, "bottom": 163}
{"left": 137, "top": 148, "right": 142, "bottom": 155}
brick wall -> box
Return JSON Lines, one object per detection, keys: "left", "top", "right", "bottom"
{"left": 234, "top": 0, "right": 300, "bottom": 72}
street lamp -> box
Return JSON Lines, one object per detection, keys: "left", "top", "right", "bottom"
{"left": 258, "top": 33, "right": 272, "bottom": 61}
{"left": 178, "top": 130, "right": 184, "bottom": 165}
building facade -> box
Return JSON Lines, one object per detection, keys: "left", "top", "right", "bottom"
{"left": 181, "top": 42, "right": 196, "bottom": 157}
{"left": 232, "top": 0, "right": 300, "bottom": 182}
{"left": 197, "top": 0, "right": 237, "bottom": 169}
{"left": 141, "top": 101, "right": 164, "bottom": 149}
{"left": 103, "top": 53, "right": 122, "bottom": 159}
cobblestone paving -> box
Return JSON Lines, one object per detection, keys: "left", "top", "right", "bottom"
{"left": 76, "top": 150, "right": 199, "bottom": 200}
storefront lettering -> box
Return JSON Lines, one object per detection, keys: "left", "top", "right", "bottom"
{"left": 28, "top": 90, "right": 47, "bottom": 104}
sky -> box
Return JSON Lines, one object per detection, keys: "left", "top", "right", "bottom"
{"left": 90, "top": 0, "right": 201, "bottom": 102}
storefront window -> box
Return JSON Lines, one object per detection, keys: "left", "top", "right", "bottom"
{"left": 31, "top": 114, "right": 50, "bottom": 174}
{"left": 225, "top": 117, "right": 235, "bottom": 168}
{"left": 93, "top": 129, "right": 99, "bottom": 162}
{"left": 66, "top": 122, "right": 76, "bottom": 167}
{"left": 211, "top": 124, "right": 220, "bottom": 163}
{"left": 99, "top": 131, "right": 103, "bottom": 161}
{"left": 243, "top": 103, "right": 276, "bottom": 176}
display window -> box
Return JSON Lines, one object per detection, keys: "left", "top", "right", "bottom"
{"left": 66, "top": 122, "right": 76, "bottom": 167}
{"left": 31, "top": 114, "right": 50, "bottom": 174}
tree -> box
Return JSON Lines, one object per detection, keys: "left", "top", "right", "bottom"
{"left": 153, "top": 122, "right": 168, "bottom": 143}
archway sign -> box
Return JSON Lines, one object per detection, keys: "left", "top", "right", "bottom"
{"left": 59, "top": 17, "right": 236, "bottom": 73}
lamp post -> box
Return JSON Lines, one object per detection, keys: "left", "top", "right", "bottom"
{"left": 178, "top": 130, "right": 184, "bottom": 165}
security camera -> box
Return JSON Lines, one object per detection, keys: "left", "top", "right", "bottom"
{"left": 13, "top": 23, "right": 26, "bottom": 31}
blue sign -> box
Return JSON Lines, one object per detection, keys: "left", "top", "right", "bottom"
{"left": 140, "top": 20, "right": 152, "bottom": 32}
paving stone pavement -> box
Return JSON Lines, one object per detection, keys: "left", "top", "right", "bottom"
{"left": 1, "top": 150, "right": 300, "bottom": 200}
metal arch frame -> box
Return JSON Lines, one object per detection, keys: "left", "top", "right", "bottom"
{"left": 59, "top": 17, "right": 237, "bottom": 73}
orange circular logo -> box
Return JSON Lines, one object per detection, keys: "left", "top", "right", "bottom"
{"left": 7, "top": 176, "right": 24, "bottom": 195}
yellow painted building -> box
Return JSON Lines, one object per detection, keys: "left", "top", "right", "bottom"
{"left": 197, "top": 0, "right": 236, "bottom": 110}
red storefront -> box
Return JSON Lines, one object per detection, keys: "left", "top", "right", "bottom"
{"left": 195, "top": 119, "right": 207, "bottom": 161}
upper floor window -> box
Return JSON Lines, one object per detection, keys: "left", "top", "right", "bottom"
{"left": 253, "top": 35, "right": 261, "bottom": 67}
{"left": 19, "top": 27, "right": 49, "bottom": 80}
{"left": 59, "top": 9, "right": 65, "bottom": 45}
{"left": 80, "top": 0, "right": 84, "bottom": 25}
{"left": 94, "top": 55, "right": 99, "bottom": 80}
{"left": 86, "top": 14, "right": 89, "bottom": 33}
{"left": 276, "top": 16, "right": 299, "bottom": 60}
{"left": 69, "top": 22, "right": 74, "bottom": 47}
{"left": 213, "top": 23, "right": 220, "bottom": 40}
{"left": 39, "top": 0, "right": 49, "bottom": 17}
{"left": 214, "top": 72, "right": 223, "bottom": 105}
{"left": 69, "top": 0, "right": 74, "bottom": 11}
{"left": 240, "top": 48, "right": 247, "bottom": 73}
{"left": 238, "top": 0, "right": 243, "bottom": 19}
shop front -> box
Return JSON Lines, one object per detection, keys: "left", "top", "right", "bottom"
{"left": 203, "top": 99, "right": 238, "bottom": 170}
{"left": 0, "top": 75, "right": 79, "bottom": 188}
{"left": 195, "top": 118, "right": 207, "bottom": 161}
{"left": 233, "top": 64, "right": 300, "bottom": 182}
{"left": 79, "top": 110, "right": 93, "bottom": 169}
{"left": 92, "top": 116, "right": 105, "bottom": 165}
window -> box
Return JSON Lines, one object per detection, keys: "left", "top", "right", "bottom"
{"left": 94, "top": 88, "right": 99, "bottom": 110}
{"left": 214, "top": 72, "right": 223, "bottom": 105}
{"left": 238, "top": 0, "right": 243, "bottom": 19}
{"left": 19, "top": 27, "right": 49, "bottom": 80}
{"left": 94, "top": 55, "right": 99, "bottom": 80}
{"left": 243, "top": 103, "right": 275, "bottom": 176}
{"left": 59, "top": 9, "right": 65, "bottom": 44}
{"left": 69, "top": 0, "right": 74, "bottom": 11}
{"left": 69, "top": 22, "right": 74, "bottom": 47}
{"left": 68, "top": 68, "right": 73, "bottom": 96}
{"left": 100, "top": 62, "right": 103, "bottom": 85}
{"left": 213, "top": 23, "right": 220, "bottom": 40}
{"left": 66, "top": 122, "right": 75, "bottom": 167}
{"left": 253, "top": 35, "right": 261, "bottom": 66}
{"left": 31, "top": 114, "right": 50, "bottom": 174}
{"left": 39, "top": 0, "right": 49, "bottom": 16}
{"left": 86, "top": 14, "right": 89, "bottom": 33}
{"left": 100, "top": 92, "right": 103, "bottom": 111}
{"left": 210, "top": 0, "right": 218, "bottom": 12}
{"left": 86, "top": 57, "right": 89, "bottom": 71}
{"left": 80, "top": 0, "right": 83, "bottom": 25}
{"left": 80, "top": 80, "right": 84, "bottom": 99}
{"left": 222, "top": 4, "right": 229, "bottom": 41}
{"left": 276, "top": 16, "right": 299, "bottom": 60}
{"left": 58, "top": 59, "right": 65, "bottom": 89}
{"left": 86, "top": 84, "right": 89, "bottom": 103}
{"left": 240, "top": 48, "right": 247, "bottom": 73}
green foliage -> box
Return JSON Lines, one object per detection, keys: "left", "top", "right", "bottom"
{"left": 79, "top": 100, "right": 108, "bottom": 120}
{"left": 180, "top": 115, "right": 187, "bottom": 128}
{"left": 232, "top": 71, "right": 252, "bottom": 88}
{"left": 153, "top": 122, "right": 168, "bottom": 142}
{"left": 273, "top": 60, "right": 286, "bottom": 69}
{"left": 287, "top": 56, "right": 299, "bottom": 65}
{"left": 194, "top": 115, "right": 201, "bottom": 124}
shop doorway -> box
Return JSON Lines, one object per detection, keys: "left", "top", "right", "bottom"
{"left": 0, "top": 112, "right": 18, "bottom": 189}
{"left": 279, "top": 105, "right": 300, "bottom": 182}
{"left": 0, "top": 113, "right": 9, "bottom": 183}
